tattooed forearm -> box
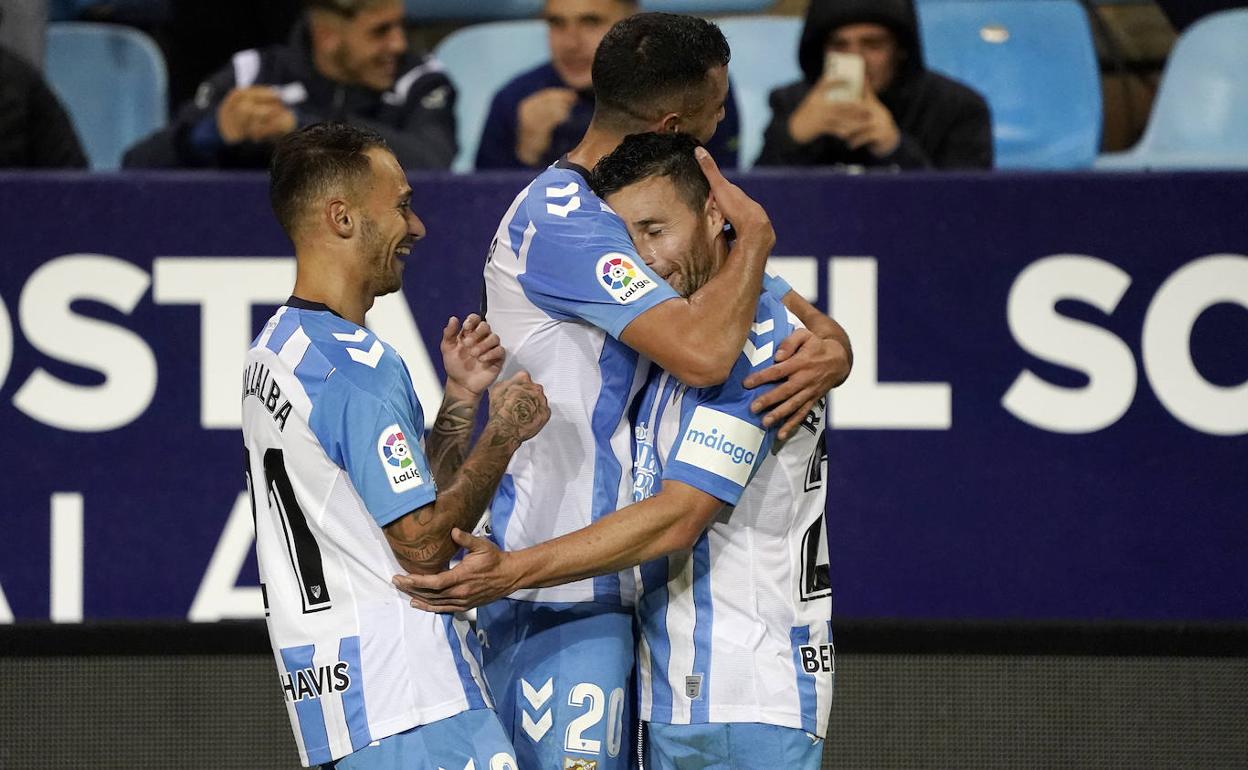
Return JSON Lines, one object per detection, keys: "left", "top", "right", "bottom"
{"left": 427, "top": 396, "right": 477, "bottom": 489}
{"left": 486, "top": 391, "right": 543, "bottom": 449}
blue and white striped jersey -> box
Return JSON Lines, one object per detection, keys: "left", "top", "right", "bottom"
{"left": 631, "top": 289, "right": 835, "bottom": 738}
{"left": 483, "top": 160, "right": 679, "bottom": 606}
{"left": 242, "top": 299, "right": 493, "bottom": 767}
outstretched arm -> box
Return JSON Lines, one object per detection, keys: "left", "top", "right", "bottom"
{"left": 619, "top": 149, "right": 776, "bottom": 387}
{"left": 425, "top": 315, "right": 503, "bottom": 489}
{"left": 393, "top": 480, "right": 722, "bottom": 612}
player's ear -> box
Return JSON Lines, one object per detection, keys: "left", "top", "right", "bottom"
{"left": 704, "top": 192, "right": 725, "bottom": 237}
{"left": 658, "top": 112, "right": 682, "bottom": 134}
{"left": 327, "top": 198, "right": 353, "bottom": 239}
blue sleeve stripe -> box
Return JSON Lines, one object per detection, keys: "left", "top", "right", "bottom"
{"left": 337, "top": 635, "right": 373, "bottom": 753}
{"left": 588, "top": 338, "right": 639, "bottom": 606}
{"left": 279, "top": 644, "right": 332, "bottom": 765}
{"left": 441, "top": 615, "right": 489, "bottom": 710}
{"left": 369, "top": 485, "right": 436, "bottom": 528}
{"left": 265, "top": 308, "right": 302, "bottom": 354}
{"left": 690, "top": 536, "right": 714, "bottom": 723}
{"left": 661, "top": 462, "right": 745, "bottom": 506}
{"left": 488, "top": 474, "right": 516, "bottom": 546}
{"left": 762, "top": 272, "right": 794, "bottom": 301}
{"left": 639, "top": 559, "right": 673, "bottom": 722}
{"left": 789, "top": 626, "right": 819, "bottom": 735}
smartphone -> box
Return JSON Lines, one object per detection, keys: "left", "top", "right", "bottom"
{"left": 822, "top": 51, "right": 865, "bottom": 102}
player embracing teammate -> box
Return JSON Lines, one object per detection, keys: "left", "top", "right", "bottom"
{"left": 395, "top": 13, "right": 851, "bottom": 770}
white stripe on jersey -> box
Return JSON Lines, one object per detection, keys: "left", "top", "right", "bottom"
{"left": 245, "top": 305, "right": 491, "bottom": 767}
{"left": 634, "top": 365, "right": 833, "bottom": 736}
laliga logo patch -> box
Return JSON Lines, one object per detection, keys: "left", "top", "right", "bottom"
{"left": 674, "top": 406, "right": 765, "bottom": 485}
{"left": 596, "top": 252, "right": 656, "bottom": 304}
{"left": 377, "top": 424, "right": 424, "bottom": 493}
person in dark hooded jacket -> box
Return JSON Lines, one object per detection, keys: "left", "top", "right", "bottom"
{"left": 757, "top": 0, "right": 991, "bottom": 170}
{"left": 123, "top": 0, "right": 456, "bottom": 170}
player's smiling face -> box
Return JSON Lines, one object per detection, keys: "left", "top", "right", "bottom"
{"left": 606, "top": 174, "right": 721, "bottom": 298}
{"left": 357, "top": 147, "right": 424, "bottom": 297}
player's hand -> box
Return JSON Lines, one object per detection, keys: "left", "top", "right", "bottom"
{"left": 515, "top": 87, "right": 577, "bottom": 166}
{"left": 486, "top": 371, "right": 549, "bottom": 447}
{"left": 441, "top": 314, "right": 504, "bottom": 398}
{"left": 742, "top": 328, "right": 849, "bottom": 440}
{"left": 392, "top": 528, "right": 519, "bottom": 612}
{"left": 694, "top": 146, "right": 774, "bottom": 253}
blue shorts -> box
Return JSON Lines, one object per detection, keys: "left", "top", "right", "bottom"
{"left": 324, "top": 708, "right": 516, "bottom": 770}
{"left": 476, "top": 598, "right": 637, "bottom": 770}
{"left": 645, "top": 722, "right": 823, "bottom": 770}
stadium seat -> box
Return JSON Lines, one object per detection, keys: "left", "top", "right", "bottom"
{"left": 714, "top": 16, "right": 804, "bottom": 168}
{"left": 433, "top": 20, "right": 548, "bottom": 172}
{"left": 917, "top": 0, "right": 1102, "bottom": 169}
{"left": 44, "top": 22, "right": 168, "bottom": 170}
{"left": 1096, "top": 9, "right": 1248, "bottom": 170}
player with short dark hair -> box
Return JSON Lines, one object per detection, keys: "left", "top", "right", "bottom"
{"left": 399, "top": 132, "right": 835, "bottom": 769}
{"left": 245, "top": 122, "right": 548, "bottom": 768}
{"left": 458, "top": 12, "right": 850, "bottom": 770}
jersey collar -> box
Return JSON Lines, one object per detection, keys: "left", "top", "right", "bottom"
{"left": 555, "top": 156, "right": 593, "bottom": 184}
{"left": 285, "top": 295, "right": 344, "bottom": 319}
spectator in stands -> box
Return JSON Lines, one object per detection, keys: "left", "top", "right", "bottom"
{"left": 757, "top": 0, "right": 992, "bottom": 170}
{"left": 0, "top": 34, "right": 88, "bottom": 167}
{"left": 123, "top": 0, "right": 455, "bottom": 170}
{"left": 475, "top": 0, "right": 741, "bottom": 169}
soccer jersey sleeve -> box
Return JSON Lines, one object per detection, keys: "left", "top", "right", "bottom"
{"left": 312, "top": 373, "right": 437, "bottom": 528}
{"left": 660, "top": 293, "right": 793, "bottom": 505}
{"left": 517, "top": 182, "right": 679, "bottom": 339}
{"left": 763, "top": 271, "right": 793, "bottom": 301}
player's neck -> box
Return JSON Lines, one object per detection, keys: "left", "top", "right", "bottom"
{"left": 291, "top": 270, "right": 372, "bottom": 327}
{"left": 566, "top": 125, "right": 627, "bottom": 173}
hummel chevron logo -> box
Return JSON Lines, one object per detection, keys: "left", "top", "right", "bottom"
{"left": 520, "top": 677, "right": 553, "bottom": 742}
{"left": 346, "top": 340, "right": 383, "bottom": 368}
{"left": 522, "top": 677, "right": 553, "bottom": 709}
{"left": 743, "top": 339, "right": 774, "bottom": 367}
{"left": 522, "top": 708, "right": 552, "bottom": 743}
{"left": 333, "top": 329, "right": 383, "bottom": 368}
{"left": 546, "top": 182, "right": 581, "bottom": 218}
{"left": 751, "top": 319, "right": 775, "bottom": 336}
{"left": 332, "top": 329, "right": 369, "bottom": 343}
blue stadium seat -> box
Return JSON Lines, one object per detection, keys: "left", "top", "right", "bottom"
{"left": 433, "top": 20, "right": 548, "bottom": 172}
{"left": 404, "top": 0, "right": 540, "bottom": 22}
{"left": 917, "top": 0, "right": 1102, "bottom": 169}
{"left": 1096, "top": 9, "right": 1248, "bottom": 170}
{"left": 44, "top": 22, "right": 168, "bottom": 170}
{"left": 714, "top": 16, "right": 803, "bottom": 168}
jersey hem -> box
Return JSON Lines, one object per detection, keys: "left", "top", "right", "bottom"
{"left": 641, "top": 707, "right": 828, "bottom": 740}
{"left": 296, "top": 699, "right": 486, "bottom": 766}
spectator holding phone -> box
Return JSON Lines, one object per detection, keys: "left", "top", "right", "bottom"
{"left": 757, "top": 0, "right": 992, "bottom": 170}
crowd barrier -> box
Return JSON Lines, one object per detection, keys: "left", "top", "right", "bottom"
{"left": 0, "top": 169, "right": 1244, "bottom": 624}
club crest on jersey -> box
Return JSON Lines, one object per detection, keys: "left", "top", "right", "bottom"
{"left": 377, "top": 424, "right": 424, "bottom": 493}
{"left": 674, "top": 406, "right": 765, "bottom": 485}
{"left": 596, "top": 253, "right": 656, "bottom": 304}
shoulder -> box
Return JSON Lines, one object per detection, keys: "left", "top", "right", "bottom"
{"left": 768, "top": 80, "right": 810, "bottom": 108}
{"left": 915, "top": 70, "right": 990, "bottom": 114}
{"left": 390, "top": 51, "right": 454, "bottom": 105}
{"left": 292, "top": 312, "right": 407, "bottom": 401}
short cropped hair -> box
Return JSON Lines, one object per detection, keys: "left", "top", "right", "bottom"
{"left": 592, "top": 13, "right": 730, "bottom": 128}
{"left": 269, "top": 122, "right": 389, "bottom": 239}
{"left": 591, "top": 132, "right": 709, "bottom": 214}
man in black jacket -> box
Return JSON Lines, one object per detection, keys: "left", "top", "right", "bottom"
{"left": 123, "top": 0, "right": 456, "bottom": 170}
{"left": 757, "top": 0, "right": 992, "bottom": 170}
{"left": 0, "top": 44, "right": 87, "bottom": 168}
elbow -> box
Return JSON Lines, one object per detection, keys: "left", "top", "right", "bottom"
{"left": 659, "top": 519, "right": 704, "bottom": 555}
{"left": 670, "top": 348, "right": 735, "bottom": 389}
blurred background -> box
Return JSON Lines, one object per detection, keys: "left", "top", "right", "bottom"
{"left": 0, "top": 0, "right": 1244, "bottom": 767}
